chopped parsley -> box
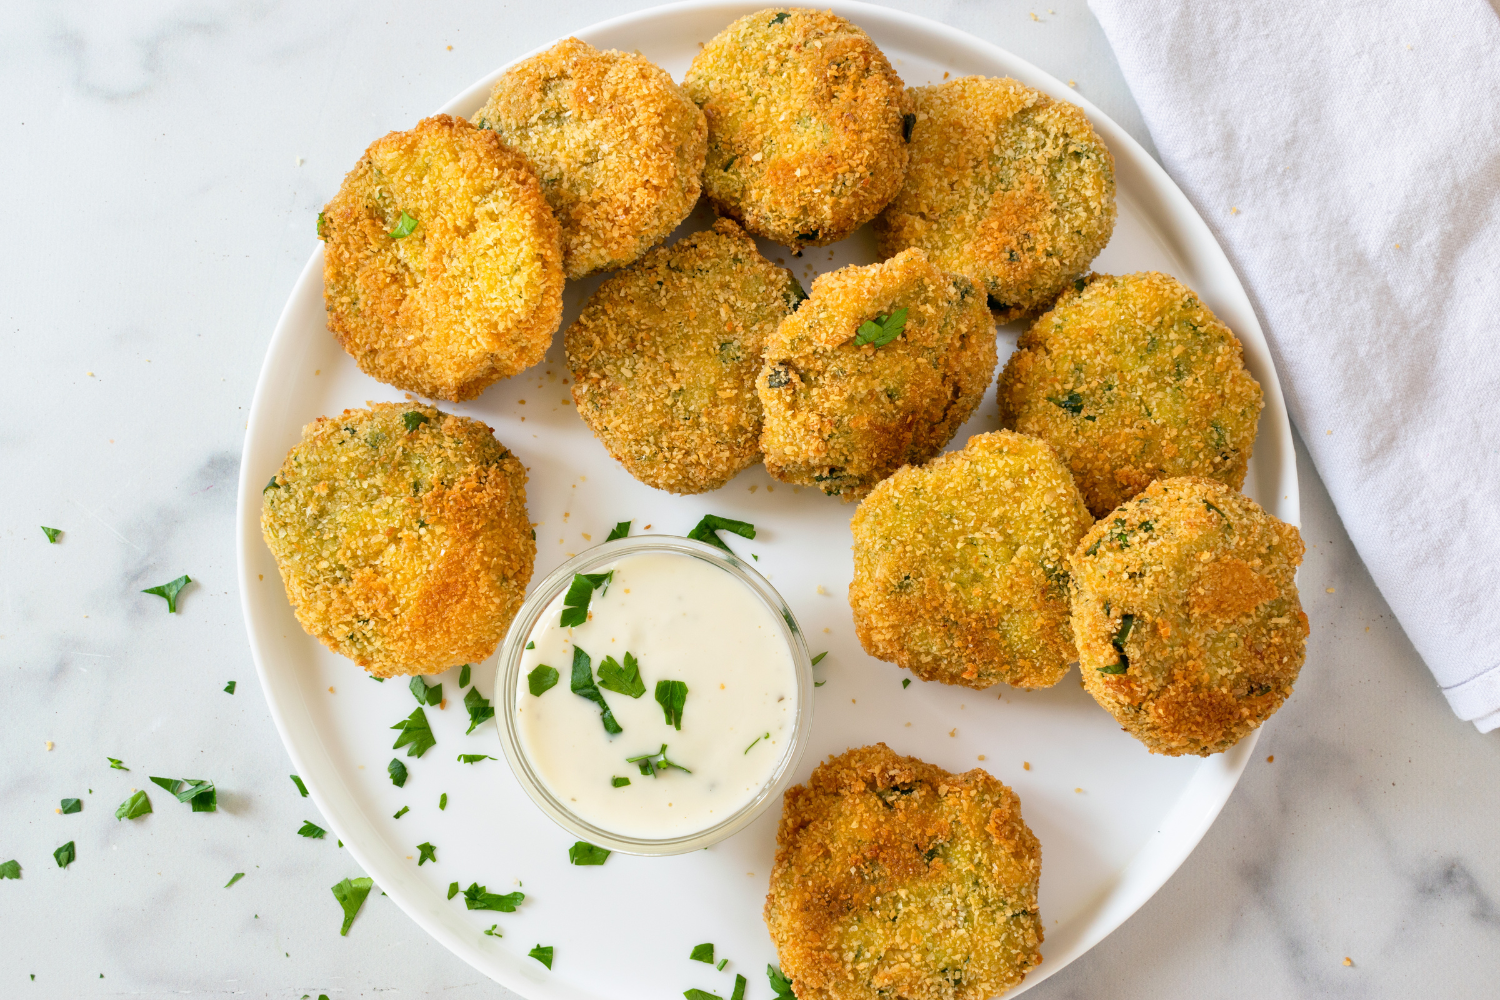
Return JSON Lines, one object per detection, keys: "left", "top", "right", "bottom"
{"left": 298, "top": 821, "right": 326, "bottom": 839}
{"left": 439, "top": 793, "right": 447, "bottom": 810}
{"left": 529, "top": 944, "right": 554, "bottom": 969}
{"left": 768, "top": 11, "right": 790, "bottom": 24}
{"left": 768, "top": 964, "right": 795, "bottom": 999}
{"left": 483, "top": 924, "right": 502, "bottom": 937}
{"left": 568, "top": 841, "right": 611, "bottom": 866}
{"left": 107, "top": 757, "right": 128, "bottom": 771}
{"left": 331, "top": 876, "right": 374, "bottom": 936}
{"left": 528, "top": 665, "right": 560, "bottom": 697}
{"left": 561, "top": 571, "right": 612, "bottom": 627}
{"left": 402, "top": 411, "right": 429, "bottom": 433}
{"left": 225, "top": 872, "right": 245, "bottom": 888}
{"left": 526, "top": 641, "right": 536, "bottom": 650}
{"left": 852, "top": 308, "right": 908, "bottom": 348}
{"left": 730, "top": 973, "right": 747, "bottom": 1000}
{"left": 316, "top": 211, "right": 326, "bottom": 237}
{"left": 810, "top": 651, "right": 828, "bottom": 666}
{"left": 687, "top": 514, "right": 756, "bottom": 552}
{"left": 461, "top": 882, "right": 524, "bottom": 911}
{"left": 627, "top": 743, "right": 691, "bottom": 777}
{"left": 388, "top": 758, "right": 408, "bottom": 787}
{"left": 902, "top": 678, "right": 912, "bottom": 689}
{"left": 291, "top": 774, "right": 309, "bottom": 797}
{"left": 60, "top": 798, "right": 81, "bottom": 814}
{"left": 654, "top": 679, "right": 688, "bottom": 730}
{"left": 0, "top": 860, "right": 18, "bottom": 879}
{"left": 1047, "top": 391, "right": 1085, "bottom": 414}
{"left": 53, "top": 841, "right": 75, "bottom": 869}
{"left": 417, "top": 842, "right": 437, "bottom": 866}
{"left": 1204, "top": 499, "right": 1226, "bottom": 518}
{"left": 598, "top": 652, "right": 645, "bottom": 698}
{"left": 458, "top": 664, "right": 471, "bottom": 688}
{"left": 447, "top": 881, "right": 460, "bottom": 900}
{"left": 115, "top": 790, "right": 151, "bottom": 820}
{"left": 149, "top": 776, "right": 217, "bottom": 812}
{"left": 393, "top": 806, "right": 409, "bottom": 819}
{"left": 572, "top": 647, "right": 622, "bottom": 734}
{"left": 611, "top": 776, "right": 631, "bottom": 787}
{"left": 744, "top": 733, "right": 769, "bottom": 754}
{"left": 224, "top": 681, "right": 236, "bottom": 694}
{"left": 391, "top": 707, "right": 437, "bottom": 757}
{"left": 456, "top": 754, "right": 496, "bottom": 764}
{"left": 606, "top": 520, "right": 632, "bottom": 541}
{"left": 464, "top": 685, "right": 495, "bottom": 734}
{"left": 410, "top": 676, "right": 442, "bottom": 706}
{"left": 690, "top": 943, "right": 715, "bottom": 964}
{"left": 141, "top": 574, "right": 191, "bottom": 613}
{"left": 389, "top": 210, "right": 418, "bottom": 240}
{"left": 40, "top": 526, "right": 62, "bottom": 543}
{"left": 684, "top": 991, "right": 721, "bottom": 1000}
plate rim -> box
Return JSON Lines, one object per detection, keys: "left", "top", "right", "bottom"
{"left": 235, "top": 2, "right": 1298, "bottom": 997}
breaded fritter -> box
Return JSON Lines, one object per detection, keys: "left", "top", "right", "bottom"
{"left": 684, "top": 8, "right": 909, "bottom": 250}
{"left": 875, "top": 77, "right": 1116, "bottom": 323}
{"left": 261, "top": 402, "right": 535, "bottom": 677}
{"left": 998, "top": 272, "right": 1264, "bottom": 518}
{"left": 757, "top": 248, "right": 997, "bottom": 500}
{"left": 766, "top": 744, "right": 1043, "bottom": 1000}
{"left": 850, "top": 431, "right": 1094, "bottom": 690}
{"left": 565, "top": 218, "right": 802, "bottom": 494}
{"left": 1069, "top": 477, "right": 1307, "bottom": 756}
{"left": 320, "top": 115, "right": 563, "bottom": 402}
{"left": 472, "top": 38, "right": 707, "bottom": 279}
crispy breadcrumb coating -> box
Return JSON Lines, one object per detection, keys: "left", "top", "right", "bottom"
{"left": 1070, "top": 477, "right": 1307, "bottom": 756}
{"left": 320, "top": 115, "right": 563, "bottom": 402}
{"left": 684, "top": 8, "right": 909, "bottom": 250}
{"left": 999, "top": 271, "right": 1264, "bottom": 518}
{"left": 851, "top": 431, "right": 1094, "bottom": 690}
{"left": 565, "top": 218, "right": 802, "bottom": 494}
{"left": 261, "top": 402, "right": 535, "bottom": 677}
{"left": 758, "top": 248, "right": 997, "bottom": 500}
{"left": 875, "top": 77, "right": 1116, "bottom": 323}
{"left": 766, "top": 744, "right": 1043, "bottom": 1000}
{"left": 473, "top": 38, "right": 707, "bottom": 279}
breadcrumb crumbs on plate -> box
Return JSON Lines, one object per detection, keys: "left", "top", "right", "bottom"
{"left": 45, "top": 741, "right": 53, "bottom": 750}
{"left": 328, "top": 687, "right": 335, "bottom": 693}
{"left": 1267, "top": 755, "right": 1275, "bottom": 763}
{"left": 1327, "top": 587, "right": 1336, "bottom": 593}
{"left": 1023, "top": 761, "right": 1031, "bottom": 770}
{"left": 1343, "top": 957, "right": 1353, "bottom": 967}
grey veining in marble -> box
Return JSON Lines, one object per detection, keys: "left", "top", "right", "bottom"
{"left": 1, "top": 1, "right": 1495, "bottom": 997}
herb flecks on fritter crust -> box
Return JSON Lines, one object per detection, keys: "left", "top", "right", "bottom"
{"left": 765, "top": 744, "right": 1043, "bottom": 1000}
{"left": 851, "top": 431, "right": 1094, "bottom": 690}
{"left": 566, "top": 217, "right": 802, "bottom": 494}
{"left": 1070, "top": 476, "right": 1307, "bottom": 756}
{"left": 876, "top": 76, "right": 1116, "bottom": 323}
{"left": 684, "top": 8, "right": 910, "bottom": 250}
{"left": 261, "top": 402, "right": 535, "bottom": 677}
{"left": 473, "top": 38, "right": 707, "bottom": 279}
{"left": 999, "top": 271, "right": 1264, "bottom": 518}
{"left": 758, "top": 248, "right": 997, "bottom": 500}
{"left": 320, "top": 115, "right": 563, "bottom": 401}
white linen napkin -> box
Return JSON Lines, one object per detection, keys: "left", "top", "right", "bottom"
{"left": 1085, "top": 0, "right": 1500, "bottom": 732}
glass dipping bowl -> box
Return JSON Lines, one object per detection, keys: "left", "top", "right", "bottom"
{"left": 494, "top": 535, "right": 814, "bottom": 856}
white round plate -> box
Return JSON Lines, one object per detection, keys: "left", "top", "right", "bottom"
{"left": 236, "top": 3, "right": 1297, "bottom": 997}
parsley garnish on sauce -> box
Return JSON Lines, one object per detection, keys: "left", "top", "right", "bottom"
{"left": 387, "top": 758, "right": 408, "bottom": 787}
{"left": 526, "top": 641, "right": 536, "bottom": 650}
{"left": 655, "top": 679, "right": 688, "bottom": 730}
{"left": 115, "top": 790, "right": 151, "bottom": 820}
{"left": 457, "top": 754, "right": 496, "bottom": 763}
{"left": 744, "top": 733, "right": 769, "bottom": 754}
{"left": 687, "top": 515, "right": 756, "bottom": 552}
{"left": 627, "top": 743, "right": 691, "bottom": 777}
{"left": 462, "top": 883, "right": 524, "bottom": 911}
{"left": 528, "top": 665, "right": 559, "bottom": 697}
{"left": 107, "top": 757, "right": 128, "bottom": 771}
{"left": 598, "top": 652, "right": 645, "bottom": 698}
{"left": 53, "top": 842, "right": 75, "bottom": 869}
{"left": 40, "top": 526, "right": 62, "bottom": 543}
{"left": 291, "top": 774, "right": 309, "bottom": 797}
{"left": 768, "top": 965, "right": 796, "bottom": 999}
{"left": 149, "top": 777, "right": 217, "bottom": 812}
{"left": 529, "top": 945, "right": 554, "bottom": 969}
{"left": 458, "top": 664, "right": 471, "bottom": 688}
{"left": 572, "top": 647, "right": 622, "bottom": 734}
{"left": 852, "top": 308, "right": 908, "bottom": 348}
{"left": 224, "top": 681, "right": 236, "bottom": 694}
{"left": 391, "top": 707, "right": 437, "bottom": 757}
{"left": 225, "top": 872, "right": 245, "bottom": 888}
{"left": 464, "top": 686, "right": 495, "bottom": 734}
{"left": 561, "top": 572, "right": 612, "bottom": 627}
{"left": 410, "top": 676, "right": 442, "bottom": 706}
{"left": 141, "top": 574, "right": 191, "bottom": 613}
{"left": 60, "top": 798, "right": 81, "bottom": 814}
{"left": 298, "top": 821, "right": 326, "bottom": 839}
{"left": 0, "top": 860, "right": 19, "bottom": 879}
{"left": 606, "top": 520, "right": 632, "bottom": 541}
{"left": 417, "top": 842, "right": 437, "bottom": 866}
{"left": 611, "top": 776, "right": 631, "bottom": 787}
{"left": 389, "top": 211, "right": 418, "bottom": 240}
{"left": 332, "top": 876, "right": 374, "bottom": 936}
{"left": 690, "top": 943, "right": 715, "bottom": 964}
{"left": 568, "top": 841, "right": 610, "bottom": 866}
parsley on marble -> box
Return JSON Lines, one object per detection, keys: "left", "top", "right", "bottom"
{"left": 611, "top": 776, "right": 631, "bottom": 787}
{"left": 527, "top": 665, "right": 559, "bottom": 697}
{"left": 149, "top": 776, "right": 217, "bottom": 812}
{"left": 0, "top": 860, "right": 18, "bottom": 879}
{"left": 391, "top": 707, "right": 437, "bottom": 757}
{"left": 457, "top": 754, "right": 496, "bottom": 764}
{"left": 417, "top": 842, "right": 437, "bottom": 866}
{"left": 461, "top": 882, "right": 524, "bottom": 911}
{"left": 568, "top": 841, "right": 610, "bottom": 866}
{"left": 606, "top": 520, "right": 632, "bottom": 541}
{"left": 115, "top": 790, "right": 151, "bottom": 820}
{"left": 459, "top": 664, "right": 471, "bottom": 688}
{"left": 389, "top": 211, "right": 418, "bottom": 240}
{"left": 852, "top": 308, "right": 907, "bottom": 348}
{"left": 40, "top": 526, "right": 62, "bottom": 543}
{"left": 291, "top": 774, "right": 309, "bottom": 797}
{"left": 690, "top": 943, "right": 715, "bottom": 964}
{"left": 331, "top": 876, "right": 374, "bottom": 936}
{"left": 60, "top": 798, "right": 81, "bottom": 814}
{"left": 141, "top": 574, "right": 192, "bottom": 613}
{"left": 598, "top": 651, "right": 645, "bottom": 698}
{"left": 107, "top": 757, "right": 128, "bottom": 771}
{"left": 529, "top": 945, "right": 554, "bottom": 969}
{"left": 654, "top": 679, "right": 688, "bottom": 730}
{"left": 393, "top": 806, "right": 409, "bottom": 820}
{"left": 561, "top": 571, "right": 612, "bottom": 627}
{"left": 572, "top": 647, "right": 622, "bottom": 734}
{"left": 53, "top": 842, "right": 75, "bottom": 869}
{"left": 687, "top": 514, "right": 756, "bottom": 552}
{"left": 627, "top": 743, "right": 691, "bottom": 777}
{"left": 464, "top": 685, "right": 496, "bottom": 734}
{"left": 810, "top": 651, "right": 827, "bottom": 666}
{"left": 224, "top": 681, "right": 236, "bottom": 694}
{"left": 410, "top": 676, "right": 442, "bottom": 706}
{"left": 225, "top": 872, "right": 245, "bottom": 888}
{"left": 388, "top": 758, "right": 408, "bottom": 787}
{"left": 298, "top": 821, "right": 326, "bottom": 839}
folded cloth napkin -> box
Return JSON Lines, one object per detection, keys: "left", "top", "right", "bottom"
{"left": 1086, "top": 0, "right": 1500, "bottom": 732}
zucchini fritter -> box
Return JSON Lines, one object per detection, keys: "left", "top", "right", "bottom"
{"left": 472, "top": 38, "right": 707, "bottom": 279}
{"left": 320, "top": 115, "right": 563, "bottom": 402}
{"left": 876, "top": 77, "right": 1116, "bottom": 322}
{"left": 1070, "top": 477, "right": 1307, "bottom": 756}
{"left": 565, "top": 217, "right": 803, "bottom": 494}
{"left": 766, "top": 744, "right": 1043, "bottom": 1000}
{"left": 684, "top": 8, "right": 909, "bottom": 250}
{"left": 999, "top": 272, "right": 1264, "bottom": 518}
{"left": 850, "top": 431, "right": 1094, "bottom": 690}
{"left": 261, "top": 403, "right": 535, "bottom": 677}
{"left": 757, "top": 248, "right": 997, "bottom": 500}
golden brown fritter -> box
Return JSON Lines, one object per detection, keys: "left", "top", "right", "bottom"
{"left": 1069, "top": 477, "right": 1307, "bottom": 756}
{"left": 875, "top": 77, "right": 1116, "bottom": 323}
{"left": 850, "top": 431, "right": 1094, "bottom": 690}
{"left": 683, "top": 8, "right": 909, "bottom": 250}
{"left": 261, "top": 402, "right": 535, "bottom": 677}
{"left": 320, "top": 115, "right": 563, "bottom": 402}
{"left": 472, "top": 38, "right": 707, "bottom": 279}
{"left": 766, "top": 744, "right": 1043, "bottom": 1000}
{"left": 998, "top": 272, "right": 1264, "bottom": 518}
{"left": 565, "top": 218, "right": 802, "bottom": 494}
{"left": 757, "top": 248, "right": 997, "bottom": 500}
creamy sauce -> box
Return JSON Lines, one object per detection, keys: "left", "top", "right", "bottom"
{"left": 514, "top": 552, "right": 798, "bottom": 840}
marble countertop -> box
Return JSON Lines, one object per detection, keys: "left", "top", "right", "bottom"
{"left": 3, "top": 1, "right": 1496, "bottom": 997}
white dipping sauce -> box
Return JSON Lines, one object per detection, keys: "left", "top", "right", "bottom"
{"left": 515, "top": 552, "right": 798, "bottom": 840}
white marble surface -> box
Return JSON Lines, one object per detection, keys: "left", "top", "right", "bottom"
{"left": 2, "top": 1, "right": 1496, "bottom": 997}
